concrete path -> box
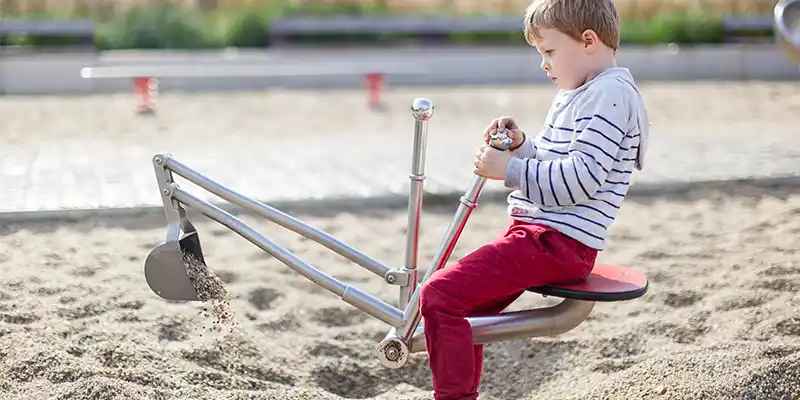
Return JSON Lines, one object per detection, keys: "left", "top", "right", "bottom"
{"left": 1, "top": 82, "right": 798, "bottom": 216}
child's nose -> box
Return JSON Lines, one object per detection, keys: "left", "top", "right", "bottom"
{"left": 540, "top": 59, "right": 550, "bottom": 72}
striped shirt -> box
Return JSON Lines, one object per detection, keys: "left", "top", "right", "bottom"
{"left": 503, "top": 67, "right": 651, "bottom": 250}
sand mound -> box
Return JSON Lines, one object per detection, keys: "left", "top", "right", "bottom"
{"left": 0, "top": 184, "right": 799, "bottom": 399}
{"left": 581, "top": 341, "right": 800, "bottom": 400}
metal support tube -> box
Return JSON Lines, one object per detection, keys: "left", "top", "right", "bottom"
{"left": 400, "top": 98, "right": 434, "bottom": 308}
{"left": 171, "top": 186, "right": 405, "bottom": 328}
{"left": 162, "top": 155, "right": 392, "bottom": 279}
{"left": 407, "top": 299, "right": 595, "bottom": 353}
{"left": 399, "top": 174, "right": 488, "bottom": 342}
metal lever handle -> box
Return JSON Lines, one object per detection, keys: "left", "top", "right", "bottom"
{"left": 487, "top": 129, "right": 513, "bottom": 151}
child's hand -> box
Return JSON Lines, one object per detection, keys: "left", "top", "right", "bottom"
{"left": 473, "top": 145, "right": 514, "bottom": 180}
{"left": 484, "top": 116, "right": 525, "bottom": 150}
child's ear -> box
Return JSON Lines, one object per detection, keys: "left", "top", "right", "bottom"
{"left": 581, "top": 29, "right": 599, "bottom": 50}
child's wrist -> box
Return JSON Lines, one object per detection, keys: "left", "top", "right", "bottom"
{"left": 509, "top": 132, "right": 526, "bottom": 151}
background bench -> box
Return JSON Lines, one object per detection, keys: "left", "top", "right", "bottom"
{"left": 721, "top": 16, "right": 774, "bottom": 43}
{"left": 0, "top": 19, "right": 95, "bottom": 50}
{"left": 267, "top": 16, "right": 524, "bottom": 47}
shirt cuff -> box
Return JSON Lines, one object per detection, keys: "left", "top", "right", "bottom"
{"left": 504, "top": 157, "right": 525, "bottom": 189}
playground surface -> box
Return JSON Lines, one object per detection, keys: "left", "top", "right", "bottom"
{"left": 0, "top": 81, "right": 799, "bottom": 215}
{"left": 0, "top": 81, "right": 798, "bottom": 399}
{"left": 0, "top": 185, "right": 798, "bottom": 399}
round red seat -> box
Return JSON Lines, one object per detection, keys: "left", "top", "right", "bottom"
{"left": 526, "top": 264, "right": 648, "bottom": 302}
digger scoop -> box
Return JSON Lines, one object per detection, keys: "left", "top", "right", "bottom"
{"left": 144, "top": 221, "right": 205, "bottom": 302}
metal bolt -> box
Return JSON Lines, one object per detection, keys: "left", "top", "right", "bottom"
{"left": 385, "top": 346, "right": 399, "bottom": 361}
{"left": 387, "top": 274, "right": 396, "bottom": 283}
{"left": 154, "top": 157, "right": 163, "bottom": 165}
{"left": 162, "top": 189, "right": 170, "bottom": 196}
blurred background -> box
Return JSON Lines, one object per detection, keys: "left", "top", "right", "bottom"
{"left": 0, "top": 0, "right": 783, "bottom": 49}
{"left": 0, "top": 0, "right": 797, "bottom": 214}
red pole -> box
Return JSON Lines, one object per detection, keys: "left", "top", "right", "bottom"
{"left": 364, "top": 73, "right": 385, "bottom": 110}
{"left": 133, "top": 77, "right": 158, "bottom": 115}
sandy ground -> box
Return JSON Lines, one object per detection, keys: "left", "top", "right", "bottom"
{"left": 0, "top": 182, "right": 799, "bottom": 400}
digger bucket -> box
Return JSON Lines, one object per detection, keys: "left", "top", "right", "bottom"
{"left": 144, "top": 220, "right": 205, "bottom": 301}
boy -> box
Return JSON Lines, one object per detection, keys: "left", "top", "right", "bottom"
{"left": 417, "top": 0, "right": 651, "bottom": 399}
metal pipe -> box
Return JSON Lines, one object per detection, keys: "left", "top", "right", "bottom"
{"left": 399, "top": 98, "right": 434, "bottom": 308}
{"left": 162, "top": 155, "right": 392, "bottom": 278}
{"left": 407, "top": 299, "right": 595, "bottom": 353}
{"left": 399, "top": 174, "right": 488, "bottom": 342}
{"left": 774, "top": 0, "right": 800, "bottom": 62}
{"left": 398, "top": 130, "right": 512, "bottom": 342}
{"left": 171, "top": 186, "right": 405, "bottom": 328}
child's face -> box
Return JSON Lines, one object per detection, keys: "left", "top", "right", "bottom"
{"left": 532, "top": 27, "right": 595, "bottom": 90}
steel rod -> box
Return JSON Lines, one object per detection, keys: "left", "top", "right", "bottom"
{"left": 399, "top": 98, "right": 434, "bottom": 308}
{"left": 171, "top": 186, "right": 405, "bottom": 328}
{"left": 162, "top": 154, "right": 392, "bottom": 278}
{"left": 399, "top": 174, "right": 488, "bottom": 342}
{"left": 407, "top": 299, "right": 595, "bottom": 353}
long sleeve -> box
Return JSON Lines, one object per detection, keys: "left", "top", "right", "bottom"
{"left": 504, "top": 88, "right": 630, "bottom": 207}
{"left": 511, "top": 131, "right": 537, "bottom": 158}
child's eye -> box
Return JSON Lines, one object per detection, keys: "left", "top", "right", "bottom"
{"left": 545, "top": 50, "right": 554, "bottom": 55}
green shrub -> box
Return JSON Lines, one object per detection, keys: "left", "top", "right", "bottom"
{"left": 99, "top": 3, "right": 214, "bottom": 49}
{"left": 621, "top": 12, "right": 725, "bottom": 45}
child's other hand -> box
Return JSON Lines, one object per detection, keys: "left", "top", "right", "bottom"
{"left": 473, "top": 145, "right": 514, "bottom": 180}
{"left": 484, "top": 116, "right": 525, "bottom": 150}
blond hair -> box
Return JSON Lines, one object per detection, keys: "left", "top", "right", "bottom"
{"left": 523, "top": 0, "right": 620, "bottom": 50}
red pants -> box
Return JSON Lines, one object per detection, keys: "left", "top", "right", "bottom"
{"left": 418, "top": 221, "right": 597, "bottom": 400}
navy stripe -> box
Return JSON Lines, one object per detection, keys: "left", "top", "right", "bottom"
{"left": 559, "top": 164, "right": 576, "bottom": 203}
{"left": 534, "top": 161, "right": 544, "bottom": 204}
{"left": 510, "top": 194, "right": 617, "bottom": 221}
{"left": 584, "top": 127, "right": 622, "bottom": 148}
{"left": 611, "top": 168, "right": 632, "bottom": 175}
{"left": 575, "top": 139, "right": 617, "bottom": 162}
{"left": 508, "top": 195, "right": 615, "bottom": 221}
{"left": 622, "top": 144, "right": 639, "bottom": 152}
{"left": 541, "top": 136, "right": 572, "bottom": 144}
{"left": 621, "top": 157, "right": 636, "bottom": 162}
{"left": 510, "top": 194, "right": 535, "bottom": 205}
{"left": 547, "top": 124, "right": 574, "bottom": 132}
{"left": 596, "top": 189, "right": 626, "bottom": 198}
{"left": 524, "top": 159, "right": 531, "bottom": 200}
{"left": 578, "top": 156, "right": 602, "bottom": 186}
{"left": 576, "top": 114, "right": 625, "bottom": 136}
{"left": 538, "top": 209, "right": 607, "bottom": 229}
{"left": 590, "top": 196, "right": 620, "bottom": 209}
{"left": 575, "top": 204, "right": 614, "bottom": 219}
{"left": 572, "top": 150, "right": 610, "bottom": 174}
{"left": 547, "top": 163, "right": 561, "bottom": 206}
{"left": 572, "top": 163, "right": 590, "bottom": 198}
{"left": 605, "top": 178, "right": 630, "bottom": 186}
{"left": 539, "top": 147, "right": 569, "bottom": 156}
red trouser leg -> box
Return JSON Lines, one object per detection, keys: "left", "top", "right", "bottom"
{"left": 418, "top": 222, "right": 597, "bottom": 400}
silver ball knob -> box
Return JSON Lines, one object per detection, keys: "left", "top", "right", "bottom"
{"left": 488, "top": 129, "right": 513, "bottom": 150}
{"left": 411, "top": 98, "right": 434, "bottom": 121}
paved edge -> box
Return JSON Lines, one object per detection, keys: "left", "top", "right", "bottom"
{"left": 1, "top": 175, "right": 799, "bottom": 228}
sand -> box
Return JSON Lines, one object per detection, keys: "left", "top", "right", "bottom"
{"left": 0, "top": 181, "right": 799, "bottom": 400}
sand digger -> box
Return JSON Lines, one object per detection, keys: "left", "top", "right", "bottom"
{"left": 142, "top": 97, "right": 649, "bottom": 369}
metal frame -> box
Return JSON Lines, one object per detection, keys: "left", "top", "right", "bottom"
{"left": 145, "top": 98, "right": 623, "bottom": 369}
